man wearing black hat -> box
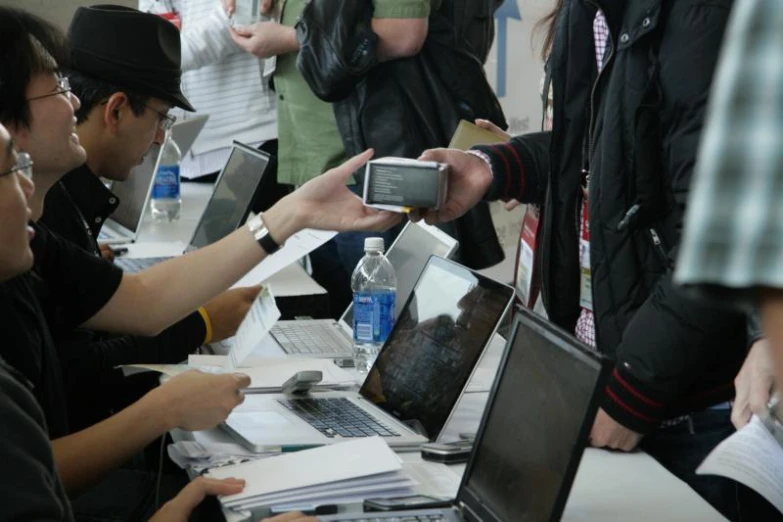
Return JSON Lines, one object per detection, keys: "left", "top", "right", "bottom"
{"left": 40, "top": 4, "right": 262, "bottom": 436}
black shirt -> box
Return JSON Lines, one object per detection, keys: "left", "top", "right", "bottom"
{"left": 0, "top": 358, "right": 74, "bottom": 521}
{"left": 42, "top": 164, "right": 119, "bottom": 256}
{"left": 40, "top": 165, "right": 206, "bottom": 431}
{"left": 0, "top": 223, "right": 122, "bottom": 437}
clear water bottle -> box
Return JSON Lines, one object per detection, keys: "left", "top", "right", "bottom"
{"left": 151, "top": 131, "right": 182, "bottom": 222}
{"left": 351, "top": 237, "right": 397, "bottom": 374}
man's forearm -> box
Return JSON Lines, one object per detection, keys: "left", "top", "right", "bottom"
{"left": 372, "top": 18, "right": 428, "bottom": 61}
{"left": 760, "top": 290, "right": 783, "bottom": 403}
{"left": 51, "top": 387, "right": 173, "bottom": 496}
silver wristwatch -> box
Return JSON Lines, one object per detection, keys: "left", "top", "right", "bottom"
{"left": 247, "top": 213, "right": 283, "bottom": 254}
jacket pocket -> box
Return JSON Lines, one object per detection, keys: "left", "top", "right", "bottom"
{"left": 648, "top": 227, "right": 673, "bottom": 270}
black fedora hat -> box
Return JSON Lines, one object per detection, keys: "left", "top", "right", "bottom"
{"left": 68, "top": 4, "right": 194, "bottom": 111}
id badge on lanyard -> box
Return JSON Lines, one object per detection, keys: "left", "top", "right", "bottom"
{"left": 514, "top": 205, "right": 542, "bottom": 309}
{"left": 579, "top": 191, "right": 593, "bottom": 312}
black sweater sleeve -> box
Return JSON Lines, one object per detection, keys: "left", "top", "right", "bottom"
{"left": 471, "top": 131, "right": 551, "bottom": 205}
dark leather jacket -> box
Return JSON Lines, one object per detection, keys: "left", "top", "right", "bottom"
{"left": 296, "top": 0, "right": 507, "bottom": 269}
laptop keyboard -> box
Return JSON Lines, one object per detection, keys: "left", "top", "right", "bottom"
{"left": 115, "top": 256, "right": 172, "bottom": 272}
{"left": 278, "top": 397, "right": 401, "bottom": 438}
{"left": 271, "top": 322, "right": 353, "bottom": 356}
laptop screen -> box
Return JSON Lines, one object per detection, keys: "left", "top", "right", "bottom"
{"left": 458, "top": 309, "right": 609, "bottom": 522}
{"left": 189, "top": 143, "right": 270, "bottom": 250}
{"left": 341, "top": 222, "right": 457, "bottom": 327}
{"left": 359, "top": 256, "right": 513, "bottom": 440}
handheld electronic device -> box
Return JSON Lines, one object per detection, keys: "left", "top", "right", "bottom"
{"left": 364, "top": 495, "right": 450, "bottom": 512}
{"left": 420, "top": 440, "right": 473, "bottom": 463}
{"left": 362, "top": 157, "right": 449, "bottom": 213}
{"left": 281, "top": 371, "right": 323, "bottom": 396}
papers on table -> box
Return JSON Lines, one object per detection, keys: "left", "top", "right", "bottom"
{"left": 226, "top": 286, "right": 281, "bottom": 370}
{"left": 207, "top": 437, "right": 417, "bottom": 511}
{"left": 188, "top": 355, "right": 357, "bottom": 391}
{"left": 233, "top": 229, "right": 336, "bottom": 289}
{"left": 697, "top": 415, "right": 783, "bottom": 514}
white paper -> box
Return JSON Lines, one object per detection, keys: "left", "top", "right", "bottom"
{"left": 404, "top": 461, "right": 461, "bottom": 499}
{"left": 232, "top": 229, "right": 336, "bottom": 289}
{"left": 206, "top": 437, "right": 402, "bottom": 505}
{"left": 697, "top": 416, "right": 783, "bottom": 514}
{"left": 189, "top": 355, "right": 358, "bottom": 390}
{"left": 226, "top": 287, "right": 281, "bottom": 370}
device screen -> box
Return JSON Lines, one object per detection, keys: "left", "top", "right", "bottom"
{"left": 462, "top": 315, "right": 603, "bottom": 521}
{"left": 189, "top": 146, "right": 269, "bottom": 249}
{"left": 367, "top": 163, "right": 440, "bottom": 208}
{"left": 360, "top": 257, "right": 512, "bottom": 439}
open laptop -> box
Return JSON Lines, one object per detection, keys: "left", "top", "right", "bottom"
{"left": 321, "top": 307, "right": 612, "bottom": 522}
{"left": 270, "top": 221, "right": 459, "bottom": 358}
{"left": 115, "top": 140, "right": 270, "bottom": 272}
{"left": 223, "top": 255, "right": 514, "bottom": 450}
{"left": 99, "top": 115, "right": 209, "bottom": 244}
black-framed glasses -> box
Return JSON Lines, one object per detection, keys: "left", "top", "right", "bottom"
{"left": 0, "top": 152, "right": 34, "bottom": 179}
{"left": 146, "top": 105, "right": 177, "bottom": 131}
{"left": 27, "top": 76, "right": 71, "bottom": 102}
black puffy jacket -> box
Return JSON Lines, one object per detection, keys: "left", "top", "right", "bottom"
{"left": 474, "top": 0, "right": 746, "bottom": 433}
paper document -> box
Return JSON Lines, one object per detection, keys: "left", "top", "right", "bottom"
{"left": 207, "top": 437, "right": 406, "bottom": 509}
{"left": 233, "top": 229, "right": 336, "bottom": 289}
{"left": 226, "top": 286, "right": 281, "bottom": 370}
{"left": 697, "top": 415, "right": 783, "bottom": 514}
{"left": 189, "top": 355, "right": 357, "bottom": 391}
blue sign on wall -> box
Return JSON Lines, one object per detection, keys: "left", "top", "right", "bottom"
{"left": 495, "top": 0, "right": 522, "bottom": 98}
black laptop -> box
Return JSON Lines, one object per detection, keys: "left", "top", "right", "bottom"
{"left": 321, "top": 307, "right": 612, "bottom": 522}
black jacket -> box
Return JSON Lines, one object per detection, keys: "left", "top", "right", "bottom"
{"left": 474, "top": 0, "right": 746, "bottom": 433}
{"left": 40, "top": 165, "right": 205, "bottom": 430}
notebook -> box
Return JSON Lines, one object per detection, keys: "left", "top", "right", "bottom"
{"left": 115, "top": 140, "right": 270, "bottom": 272}
{"left": 270, "top": 221, "right": 458, "bottom": 358}
{"left": 321, "top": 307, "right": 612, "bottom": 522}
{"left": 222, "top": 256, "right": 514, "bottom": 451}
{"left": 99, "top": 115, "right": 209, "bottom": 244}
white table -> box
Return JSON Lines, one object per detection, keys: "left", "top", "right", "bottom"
{"left": 155, "top": 183, "right": 725, "bottom": 522}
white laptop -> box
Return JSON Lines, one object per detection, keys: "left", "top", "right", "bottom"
{"left": 270, "top": 221, "right": 459, "bottom": 358}
{"left": 99, "top": 115, "right": 209, "bottom": 244}
{"left": 222, "top": 255, "right": 514, "bottom": 451}
{"left": 115, "top": 140, "right": 270, "bottom": 272}
{"left": 320, "top": 308, "right": 612, "bottom": 522}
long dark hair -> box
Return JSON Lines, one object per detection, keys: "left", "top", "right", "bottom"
{"left": 535, "top": 0, "right": 565, "bottom": 60}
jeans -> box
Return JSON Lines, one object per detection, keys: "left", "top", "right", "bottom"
{"left": 640, "top": 408, "right": 782, "bottom": 522}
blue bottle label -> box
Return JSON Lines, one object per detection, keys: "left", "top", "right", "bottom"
{"left": 352, "top": 290, "right": 396, "bottom": 343}
{"left": 152, "top": 165, "right": 180, "bottom": 199}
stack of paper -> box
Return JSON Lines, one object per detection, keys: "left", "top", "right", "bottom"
{"left": 188, "top": 355, "right": 358, "bottom": 392}
{"left": 207, "top": 437, "right": 418, "bottom": 512}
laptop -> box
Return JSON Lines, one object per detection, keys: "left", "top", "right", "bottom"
{"left": 115, "top": 140, "right": 270, "bottom": 272}
{"left": 321, "top": 307, "right": 612, "bottom": 522}
{"left": 270, "top": 221, "right": 459, "bottom": 358}
{"left": 222, "top": 255, "right": 514, "bottom": 450}
{"left": 99, "top": 115, "right": 209, "bottom": 244}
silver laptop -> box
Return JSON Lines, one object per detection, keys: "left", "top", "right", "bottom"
{"left": 99, "top": 115, "right": 209, "bottom": 244}
{"left": 222, "top": 256, "right": 514, "bottom": 451}
{"left": 270, "top": 221, "right": 459, "bottom": 358}
{"left": 115, "top": 140, "right": 270, "bottom": 272}
{"left": 321, "top": 308, "right": 612, "bottom": 522}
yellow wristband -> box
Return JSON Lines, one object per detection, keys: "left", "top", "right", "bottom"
{"left": 197, "top": 306, "right": 213, "bottom": 345}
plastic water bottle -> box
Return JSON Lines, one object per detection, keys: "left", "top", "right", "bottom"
{"left": 351, "top": 238, "right": 397, "bottom": 374}
{"left": 151, "top": 131, "right": 182, "bottom": 222}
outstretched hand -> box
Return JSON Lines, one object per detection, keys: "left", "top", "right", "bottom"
{"left": 409, "top": 148, "right": 493, "bottom": 225}
{"left": 264, "top": 150, "right": 403, "bottom": 240}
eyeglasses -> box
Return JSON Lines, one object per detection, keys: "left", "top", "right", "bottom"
{"left": 0, "top": 152, "right": 34, "bottom": 179}
{"left": 27, "top": 76, "right": 71, "bottom": 102}
{"left": 145, "top": 105, "right": 177, "bottom": 132}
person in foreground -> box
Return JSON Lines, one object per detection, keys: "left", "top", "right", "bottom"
{"left": 0, "top": 5, "right": 399, "bottom": 519}
{"left": 0, "top": 118, "right": 314, "bottom": 522}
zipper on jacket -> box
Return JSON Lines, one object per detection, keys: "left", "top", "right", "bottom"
{"left": 649, "top": 228, "right": 672, "bottom": 269}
